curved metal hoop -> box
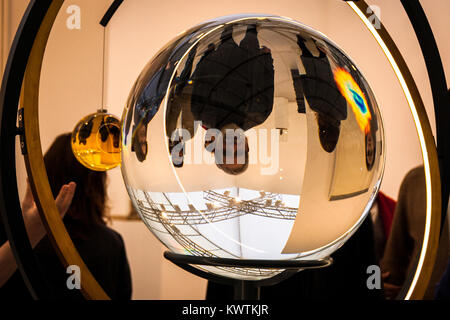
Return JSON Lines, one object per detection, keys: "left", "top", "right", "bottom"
{"left": 21, "top": 0, "right": 109, "bottom": 300}
{"left": 164, "top": 251, "right": 333, "bottom": 299}
{"left": 0, "top": 0, "right": 444, "bottom": 300}
{"left": 347, "top": 1, "right": 443, "bottom": 300}
{"left": 0, "top": 0, "right": 109, "bottom": 300}
{"left": 0, "top": 0, "right": 55, "bottom": 300}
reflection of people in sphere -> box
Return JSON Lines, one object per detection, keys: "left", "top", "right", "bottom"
{"left": 126, "top": 61, "right": 177, "bottom": 163}
{"left": 214, "top": 124, "right": 250, "bottom": 175}
{"left": 99, "top": 116, "right": 121, "bottom": 149}
{"left": 365, "top": 132, "right": 376, "bottom": 171}
{"left": 317, "top": 113, "right": 341, "bottom": 153}
{"left": 169, "top": 23, "right": 274, "bottom": 174}
{"left": 292, "top": 34, "right": 347, "bottom": 153}
{"left": 76, "top": 116, "right": 94, "bottom": 145}
{"left": 168, "top": 133, "right": 185, "bottom": 168}
{"left": 131, "top": 123, "right": 148, "bottom": 162}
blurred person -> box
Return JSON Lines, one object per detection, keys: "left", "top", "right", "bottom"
{"left": 435, "top": 257, "right": 450, "bottom": 299}
{"left": 0, "top": 182, "right": 75, "bottom": 288}
{"left": 381, "top": 166, "right": 450, "bottom": 299}
{"left": 0, "top": 133, "right": 132, "bottom": 300}
{"left": 368, "top": 191, "right": 396, "bottom": 264}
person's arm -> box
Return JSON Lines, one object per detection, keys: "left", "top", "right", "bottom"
{"left": 0, "top": 182, "right": 76, "bottom": 287}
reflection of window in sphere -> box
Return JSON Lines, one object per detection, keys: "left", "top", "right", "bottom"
{"left": 121, "top": 14, "right": 385, "bottom": 280}
{"left": 72, "top": 112, "right": 121, "bottom": 171}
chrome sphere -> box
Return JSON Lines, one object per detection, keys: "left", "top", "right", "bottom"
{"left": 121, "top": 14, "right": 385, "bottom": 280}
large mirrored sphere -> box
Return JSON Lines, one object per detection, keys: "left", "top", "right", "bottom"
{"left": 121, "top": 14, "right": 385, "bottom": 280}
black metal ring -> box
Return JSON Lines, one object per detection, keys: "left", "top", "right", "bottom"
{"left": 0, "top": 0, "right": 55, "bottom": 300}
{"left": 400, "top": 0, "right": 449, "bottom": 234}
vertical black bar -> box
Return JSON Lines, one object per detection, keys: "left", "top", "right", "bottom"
{"left": 400, "top": 0, "right": 450, "bottom": 234}
{"left": 234, "top": 281, "right": 260, "bottom": 300}
{"left": 0, "top": 0, "right": 53, "bottom": 299}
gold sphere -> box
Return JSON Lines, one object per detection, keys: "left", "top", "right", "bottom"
{"left": 71, "top": 111, "right": 121, "bottom": 171}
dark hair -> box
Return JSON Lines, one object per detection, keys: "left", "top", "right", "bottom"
{"left": 44, "top": 133, "right": 108, "bottom": 237}
{"left": 216, "top": 152, "right": 249, "bottom": 175}
{"left": 216, "top": 162, "right": 249, "bottom": 175}
{"left": 316, "top": 112, "right": 340, "bottom": 153}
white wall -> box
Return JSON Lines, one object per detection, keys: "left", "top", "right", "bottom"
{"left": 3, "top": 0, "right": 449, "bottom": 300}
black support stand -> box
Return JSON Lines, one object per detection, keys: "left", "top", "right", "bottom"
{"left": 164, "top": 251, "right": 333, "bottom": 300}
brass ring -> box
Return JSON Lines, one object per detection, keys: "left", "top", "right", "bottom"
{"left": 21, "top": 0, "right": 109, "bottom": 300}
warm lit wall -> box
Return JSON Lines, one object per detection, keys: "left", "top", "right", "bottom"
{"left": 4, "top": 0, "right": 449, "bottom": 300}
{"left": 0, "top": 0, "right": 8, "bottom": 74}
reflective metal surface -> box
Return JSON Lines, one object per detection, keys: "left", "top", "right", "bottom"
{"left": 72, "top": 111, "right": 121, "bottom": 171}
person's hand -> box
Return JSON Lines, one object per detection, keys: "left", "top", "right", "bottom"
{"left": 54, "top": 182, "right": 77, "bottom": 216}
{"left": 382, "top": 271, "right": 402, "bottom": 300}
{"left": 22, "top": 181, "right": 76, "bottom": 246}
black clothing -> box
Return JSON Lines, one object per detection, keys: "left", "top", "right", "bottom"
{"left": 294, "top": 35, "right": 347, "bottom": 122}
{"left": 190, "top": 24, "right": 275, "bottom": 131}
{"left": 206, "top": 217, "right": 384, "bottom": 300}
{"left": 291, "top": 35, "right": 348, "bottom": 153}
{"left": 436, "top": 258, "right": 450, "bottom": 300}
{"left": 291, "top": 69, "right": 306, "bottom": 113}
{"left": 0, "top": 222, "right": 132, "bottom": 300}
{"left": 124, "top": 32, "right": 199, "bottom": 142}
